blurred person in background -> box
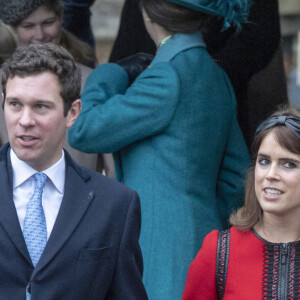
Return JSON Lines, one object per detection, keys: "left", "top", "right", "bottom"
{"left": 0, "top": 21, "right": 17, "bottom": 147}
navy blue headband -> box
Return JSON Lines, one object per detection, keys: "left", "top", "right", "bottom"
{"left": 255, "top": 115, "right": 300, "bottom": 139}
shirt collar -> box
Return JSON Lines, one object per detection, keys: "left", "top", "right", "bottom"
{"left": 11, "top": 149, "right": 65, "bottom": 194}
{"left": 151, "top": 31, "right": 206, "bottom": 66}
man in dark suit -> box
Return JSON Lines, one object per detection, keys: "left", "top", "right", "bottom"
{"left": 0, "top": 42, "right": 147, "bottom": 299}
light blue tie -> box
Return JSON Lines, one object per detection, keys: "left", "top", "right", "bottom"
{"left": 23, "top": 172, "right": 47, "bottom": 267}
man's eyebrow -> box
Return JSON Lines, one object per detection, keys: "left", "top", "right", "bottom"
{"left": 5, "top": 97, "right": 52, "bottom": 102}
{"left": 4, "top": 97, "right": 20, "bottom": 102}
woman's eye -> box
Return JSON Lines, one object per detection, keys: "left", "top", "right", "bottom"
{"left": 283, "top": 161, "right": 296, "bottom": 169}
{"left": 43, "top": 19, "right": 57, "bottom": 26}
{"left": 258, "top": 158, "right": 269, "bottom": 166}
{"left": 21, "top": 24, "right": 34, "bottom": 29}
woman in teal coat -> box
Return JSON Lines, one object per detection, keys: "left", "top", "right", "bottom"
{"left": 69, "top": 0, "right": 250, "bottom": 298}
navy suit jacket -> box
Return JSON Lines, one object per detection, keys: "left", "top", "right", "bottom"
{"left": 0, "top": 143, "right": 147, "bottom": 299}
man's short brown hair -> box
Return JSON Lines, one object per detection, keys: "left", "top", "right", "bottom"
{"left": 2, "top": 42, "right": 81, "bottom": 116}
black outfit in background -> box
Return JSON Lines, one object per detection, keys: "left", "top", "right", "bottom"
{"left": 109, "top": 0, "right": 156, "bottom": 61}
{"left": 62, "top": 0, "right": 96, "bottom": 47}
{"left": 109, "top": 0, "right": 287, "bottom": 150}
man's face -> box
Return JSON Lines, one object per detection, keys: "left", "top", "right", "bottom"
{"left": 3, "top": 72, "right": 80, "bottom": 171}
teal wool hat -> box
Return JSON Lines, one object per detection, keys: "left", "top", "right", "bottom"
{"left": 166, "top": 0, "right": 251, "bottom": 30}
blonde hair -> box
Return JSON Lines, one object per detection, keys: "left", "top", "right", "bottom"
{"left": 0, "top": 21, "right": 17, "bottom": 61}
{"left": 60, "top": 29, "right": 97, "bottom": 68}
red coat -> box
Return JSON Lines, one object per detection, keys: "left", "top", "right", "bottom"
{"left": 182, "top": 227, "right": 300, "bottom": 299}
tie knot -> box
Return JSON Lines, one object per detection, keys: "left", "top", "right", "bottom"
{"left": 34, "top": 172, "right": 47, "bottom": 190}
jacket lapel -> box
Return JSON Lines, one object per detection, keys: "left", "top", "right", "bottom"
{"left": 0, "top": 144, "right": 32, "bottom": 264}
{"left": 32, "top": 152, "right": 95, "bottom": 277}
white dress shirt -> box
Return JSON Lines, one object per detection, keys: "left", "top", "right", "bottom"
{"left": 11, "top": 149, "right": 65, "bottom": 240}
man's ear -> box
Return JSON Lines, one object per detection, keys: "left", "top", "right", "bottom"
{"left": 66, "top": 99, "right": 81, "bottom": 128}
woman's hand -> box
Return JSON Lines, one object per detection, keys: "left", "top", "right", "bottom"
{"left": 116, "top": 53, "right": 154, "bottom": 85}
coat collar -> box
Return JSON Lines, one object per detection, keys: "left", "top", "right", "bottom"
{"left": 0, "top": 143, "right": 31, "bottom": 264}
{"left": 151, "top": 31, "right": 206, "bottom": 66}
{"left": 0, "top": 143, "right": 95, "bottom": 275}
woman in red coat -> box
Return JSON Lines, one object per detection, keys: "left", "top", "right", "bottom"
{"left": 182, "top": 107, "right": 300, "bottom": 300}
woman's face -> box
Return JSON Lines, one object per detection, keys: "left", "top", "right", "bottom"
{"left": 14, "top": 5, "right": 62, "bottom": 45}
{"left": 255, "top": 131, "right": 300, "bottom": 219}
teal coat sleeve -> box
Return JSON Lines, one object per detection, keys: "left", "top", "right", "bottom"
{"left": 69, "top": 63, "right": 180, "bottom": 153}
{"left": 217, "top": 114, "right": 250, "bottom": 227}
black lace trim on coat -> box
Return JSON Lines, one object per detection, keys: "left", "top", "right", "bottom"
{"left": 255, "top": 231, "right": 300, "bottom": 300}
{"left": 262, "top": 244, "right": 279, "bottom": 299}
{"left": 216, "top": 229, "right": 230, "bottom": 300}
{"left": 290, "top": 245, "right": 300, "bottom": 299}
